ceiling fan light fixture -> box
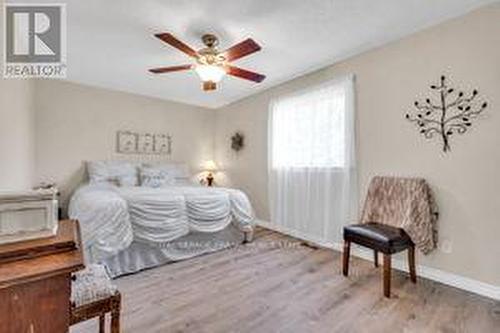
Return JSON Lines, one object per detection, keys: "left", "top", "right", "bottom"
{"left": 194, "top": 64, "right": 226, "bottom": 83}
{"left": 149, "top": 33, "right": 265, "bottom": 91}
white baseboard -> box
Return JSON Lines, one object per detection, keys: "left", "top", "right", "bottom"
{"left": 256, "top": 220, "right": 500, "bottom": 301}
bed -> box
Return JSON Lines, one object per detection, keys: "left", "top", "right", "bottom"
{"left": 68, "top": 161, "right": 255, "bottom": 277}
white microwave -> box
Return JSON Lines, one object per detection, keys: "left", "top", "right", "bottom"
{"left": 0, "top": 190, "right": 58, "bottom": 245}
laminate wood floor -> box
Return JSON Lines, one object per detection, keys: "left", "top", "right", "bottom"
{"left": 72, "top": 228, "right": 500, "bottom": 333}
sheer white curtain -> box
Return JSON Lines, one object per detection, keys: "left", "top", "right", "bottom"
{"left": 268, "top": 74, "right": 357, "bottom": 244}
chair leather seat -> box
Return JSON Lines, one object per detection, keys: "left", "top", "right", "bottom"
{"left": 343, "top": 222, "right": 413, "bottom": 254}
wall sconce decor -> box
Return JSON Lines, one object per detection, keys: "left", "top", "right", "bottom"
{"left": 231, "top": 132, "right": 245, "bottom": 152}
{"left": 406, "top": 75, "right": 487, "bottom": 152}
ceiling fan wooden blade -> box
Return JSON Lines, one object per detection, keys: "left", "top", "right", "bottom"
{"left": 226, "top": 66, "right": 266, "bottom": 83}
{"left": 223, "top": 38, "right": 261, "bottom": 62}
{"left": 149, "top": 64, "right": 192, "bottom": 74}
{"left": 154, "top": 33, "right": 198, "bottom": 58}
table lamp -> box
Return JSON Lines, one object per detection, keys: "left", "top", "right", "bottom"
{"left": 203, "top": 160, "right": 218, "bottom": 186}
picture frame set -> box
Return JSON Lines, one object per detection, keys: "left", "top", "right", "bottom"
{"left": 116, "top": 131, "right": 172, "bottom": 155}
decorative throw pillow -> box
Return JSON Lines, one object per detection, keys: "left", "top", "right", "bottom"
{"left": 87, "top": 161, "right": 138, "bottom": 187}
{"left": 139, "top": 166, "right": 175, "bottom": 188}
{"left": 141, "top": 162, "right": 190, "bottom": 185}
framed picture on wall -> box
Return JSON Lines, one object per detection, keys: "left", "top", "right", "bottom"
{"left": 116, "top": 131, "right": 138, "bottom": 154}
{"left": 117, "top": 130, "right": 172, "bottom": 155}
{"left": 154, "top": 134, "right": 172, "bottom": 154}
{"left": 138, "top": 133, "right": 155, "bottom": 154}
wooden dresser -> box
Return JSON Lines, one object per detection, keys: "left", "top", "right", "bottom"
{"left": 0, "top": 220, "right": 84, "bottom": 333}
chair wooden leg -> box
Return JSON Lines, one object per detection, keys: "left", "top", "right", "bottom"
{"left": 99, "top": 315, "right": 105, "bottom": 333}
{"left": 373, "top": 250, "right": 379, "bottom": 267}
{"left": 111, "top": 310, "right": 120, "bottom": 333}
{"left": 383, "top": 254, "right": 391, "bottom": 298}
{"left": 408, "top": 245, "right": 417, "bottom": 283}
{"left": 342, "top": 240, "right": 351, "bottom": 276}
{"left": 110, "top": 293, "right": 121, "bottom": 333}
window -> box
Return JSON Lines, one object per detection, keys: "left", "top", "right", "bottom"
{"left": 268, "top": 75, "right": 357, "bottom": 243}
{"left": 270, "top": 80, "right": 347, "bottom": 169}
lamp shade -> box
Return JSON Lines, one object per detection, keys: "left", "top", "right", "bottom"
{"left": 202, "top": 160, "right": 218, "bottom": 172}
{"left": 194, "top": 64, "right": 226, "bottom": 83}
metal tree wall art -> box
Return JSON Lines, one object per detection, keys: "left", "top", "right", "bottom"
{"left": 406, "top": 75, "right": 488, "bottom": 152}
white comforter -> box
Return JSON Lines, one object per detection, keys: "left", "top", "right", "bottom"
{"left": 68, "top": 184, "right": 255, "bottom": 262}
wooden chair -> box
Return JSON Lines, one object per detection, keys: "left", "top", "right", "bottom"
{"left": 342, "top": 222, "right": 416, "bottom": 298}
{"left": 70, "top": 264, "right": 121, "bottom": 333}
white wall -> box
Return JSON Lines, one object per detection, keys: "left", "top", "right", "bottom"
{"left": 0, "top": 79, "right": 35, "bottom": 190}
{"left": 0, "top": 3, "right": 35, "bottom": 191}
{"left": 34, "top": 80, "right": 214, "bottom": 208}
{"left": 214, "top": 4, "right": 500, "bottom": 286}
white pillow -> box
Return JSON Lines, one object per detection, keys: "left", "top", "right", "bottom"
{"left": 87, "top": 161, "right": 138, "bottom": 186}
{"left": 173, "top": 178, "right": 195, "bottom": 186}
{"left": 141, "top": 162, "right": 190, "bottom": 184}
{"left": 139, "top": 166, "right": 175, "bottom": 188}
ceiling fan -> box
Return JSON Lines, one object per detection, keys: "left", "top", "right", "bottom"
{"left": 149, "top": 33, "right": 266, "bottom": 91}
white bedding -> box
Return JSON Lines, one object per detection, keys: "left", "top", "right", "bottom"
{"left": 68, "top": 184, "right": 255, "bottom": 262}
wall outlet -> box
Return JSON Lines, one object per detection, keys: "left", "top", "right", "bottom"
{"left": 439, "top": 239, "right": 453, "bottom": 254}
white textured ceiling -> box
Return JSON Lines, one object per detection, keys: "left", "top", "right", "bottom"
{"left": 14, "top": 0, "right": 497, "bottom": 108}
